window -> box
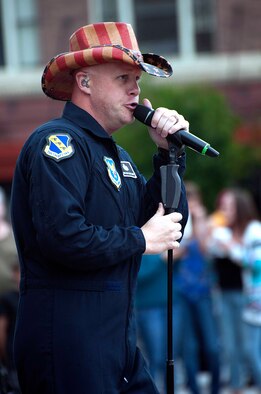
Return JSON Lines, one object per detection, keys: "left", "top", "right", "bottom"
{"left": 15, "top": 0, "right": 40, "bottom": 66}
{"left": 88, "top": 0, "right": 216, "bottom": 57}
{"left": 193, "top": 0, "right": 216, "bottom": 53}
{"left": 0, "top": 0, "right": 40, "bottom": 68}
{"left": 89, "top": 0, "right": 179, "bottom": 54}
{"left": 102, "top": 0, "right": 117, "bottom": 21}
{"left": 0, "top": 4, "right": 4, "bottom": 66}
{"left": 133, "top": 0, "right": 179, "bottom": 54}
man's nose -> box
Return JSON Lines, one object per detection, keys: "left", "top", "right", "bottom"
{"left": 129, "top": 81, "right": 140, "bottom": 96}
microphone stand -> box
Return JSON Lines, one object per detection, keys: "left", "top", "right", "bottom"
{"left": 160, "top": 142, "right": 182, "bottom": 394}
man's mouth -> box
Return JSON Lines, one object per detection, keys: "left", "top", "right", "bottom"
{"left": 125, "top": 103, "right": 138, "bottom": 111}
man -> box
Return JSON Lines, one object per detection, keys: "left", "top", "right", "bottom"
{"left": 11, "top": 22, "right": 189, "bottom": 394}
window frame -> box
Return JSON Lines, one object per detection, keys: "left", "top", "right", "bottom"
{"left": 0, "top": 0, "right": 39, "bottom": 70}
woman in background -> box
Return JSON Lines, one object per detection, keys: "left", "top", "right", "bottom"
{"left": 208, "top": 187, "right": 261, "bottom": 391}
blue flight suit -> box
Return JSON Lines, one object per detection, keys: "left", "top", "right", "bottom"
{"left": 11, "top": 102, "right": 188, "bottom": 394}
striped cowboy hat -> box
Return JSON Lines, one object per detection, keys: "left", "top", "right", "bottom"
{"left": 41, "top": 22, "right": 173, "bottom": 101}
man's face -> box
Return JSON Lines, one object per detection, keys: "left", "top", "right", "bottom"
{"left": 86, "top": 62, "right": 142, "bottom": 134}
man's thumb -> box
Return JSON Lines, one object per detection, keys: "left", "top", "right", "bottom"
{"left": 155, "top": 202, "right": 165, "bottom": 216}
{"left": 142, "top": 98, "right": 153, "bottom": 109}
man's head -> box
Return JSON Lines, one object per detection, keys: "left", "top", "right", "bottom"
{"left": 72, "top": 62, "right": 142, "bottom": 134}
{"left": 41, "top": 22, "right": 173, "bottom": 101}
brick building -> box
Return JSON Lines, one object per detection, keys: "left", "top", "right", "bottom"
{"left": 0, "top": 0, "right": 260, "bottom": 193}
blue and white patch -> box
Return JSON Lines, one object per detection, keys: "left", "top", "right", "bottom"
{"left": 121, "top": 161, "right": 137, "bottom": 178}
{"left": 43, "top": 133, "right": 74, "bottom": 162}
{"left": 104, "top": 156, "right": 121, "bottom": 190}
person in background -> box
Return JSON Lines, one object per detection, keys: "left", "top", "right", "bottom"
{"left": 10, "top": 22, "right": 189, "bottom": 394}
{"left": 135, "top": 253, "right": 167, "bottom": 394}
{"left": 0, "top": 263, "right": 21, "bottom": 393}
{"left": 0, "top": 187, "right": 20, "bottom": 393}
{"left": 0, "top": 188, "right": 18, "bottom": 296}
{"left": 172, "top": 181, "right": 220, "bottom": 394}
{"left": 208, "top": 187, "right": 261, "bottom": 391}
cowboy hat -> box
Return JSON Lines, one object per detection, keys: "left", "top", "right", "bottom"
{"left": 41, "top": 22, "right": 173, "bottom": 101}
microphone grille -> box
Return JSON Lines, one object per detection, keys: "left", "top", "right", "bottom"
{"left": 133, "top": 105, "right": 154, "bottom": 126}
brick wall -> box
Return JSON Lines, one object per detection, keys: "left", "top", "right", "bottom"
{"left": 37, "top": 0, "right": 88, "bottom": 64}
{"left": 0, "top": 96, "right": 63, "bottom": 141}
{"left": 216, "top": 0, "right": 261, "bottom": 52}
{"left": 0, "top": 96, "right": 64, "bottom": 181}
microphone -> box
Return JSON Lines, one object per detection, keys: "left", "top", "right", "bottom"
{"left": 133, "top": 104, "right": 219, "bottom": 158}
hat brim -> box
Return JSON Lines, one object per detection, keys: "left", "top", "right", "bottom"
{"left": 42, "top": 46, "right": 173, "bottom": 101}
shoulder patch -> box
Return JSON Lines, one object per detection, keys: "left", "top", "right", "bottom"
{"left": 43, "top": 133, "right": 74, "bottom": 162}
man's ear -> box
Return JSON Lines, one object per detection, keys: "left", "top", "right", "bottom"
{"left": 75, "top": 71, "right": 90, "bottom": 92}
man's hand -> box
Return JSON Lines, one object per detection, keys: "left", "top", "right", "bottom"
{"left": 141, "top": 203, "right": 183, "bottom": 254}
{"left": 142, "top": 98, "right": 189, "bottom": 150}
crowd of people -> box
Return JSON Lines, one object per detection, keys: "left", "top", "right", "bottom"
{"left": 136, "top": 182, "right": 261, "bottom": 394}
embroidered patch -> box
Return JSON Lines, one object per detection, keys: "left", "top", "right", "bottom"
{"left": 43, "top": 133, "right": 74, "bottom": 162}
{"left": 121, "top": 161, "right": 137, "bottom": 178}
{"left": 104, "top": 156, "right": 121, "bottom": 190}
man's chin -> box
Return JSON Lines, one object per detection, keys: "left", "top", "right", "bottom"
{"left": 125, "top": 116, "right": 135, "bottom": 126}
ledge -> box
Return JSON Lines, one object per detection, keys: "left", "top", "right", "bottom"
{"left": 0, "top": 52, "right": 260, "bottom": 97}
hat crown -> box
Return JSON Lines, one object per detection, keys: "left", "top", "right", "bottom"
{"left": 69, "top": 22, "right": 140, "bottom": 53}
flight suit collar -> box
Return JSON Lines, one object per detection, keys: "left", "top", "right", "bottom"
{"left": 62, "top": 101, "right": 112, "bottom": 140}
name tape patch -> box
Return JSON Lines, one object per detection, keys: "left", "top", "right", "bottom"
{"left": 121, "top": 161, "right": 137, "bottom": 178}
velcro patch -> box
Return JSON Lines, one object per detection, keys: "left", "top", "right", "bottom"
{"left": 104, "top": 156, "right": 121, "bottom": 190}
{"left": 43, "top": 133, "right": 74, "bottom": 161}
{"left": 121, "top": 161, "right": 137, "bottom": 178}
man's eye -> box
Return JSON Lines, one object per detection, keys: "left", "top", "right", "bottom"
{"left": 118, "top": 75, "right": 128, "bottom": 81}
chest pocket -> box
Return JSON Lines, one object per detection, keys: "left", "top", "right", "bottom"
{"left": 120, "top": 160, "right": 143, "bottom": 225}
{"left": 85, "top": 155, "right": 140, "bottom": 227}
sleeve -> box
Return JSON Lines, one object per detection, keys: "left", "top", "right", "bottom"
{"left": 228, "top": 222, "right": 261, "bottom": 267}
{"left": 242, "top": 222, "right": 261, "bottom": 270}
{"left": 26, "top": 130, "right": 145, "bottom": 271}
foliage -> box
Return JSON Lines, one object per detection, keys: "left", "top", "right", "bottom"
{"left": 114, "top": 80, "right": 258, "bottom": 210}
